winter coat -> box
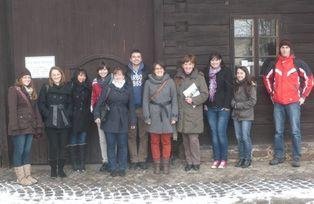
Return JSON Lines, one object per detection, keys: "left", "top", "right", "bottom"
{"left": 204, "top": 67, "right": 233, "bottom": 109}
{"left": 71, "top": 81, "right": 92, "bottom": 134}
{"left": 125, "top": 63, "right": 149, "bottom": 108}
{"left": 231, "top": 83, "right": 257, "bottom": 121}
{"left": 38, "top": 83, "right": 72, "bottom": 129}
{"left": 7, "top": 86, "right": 43, "bottom": 137}
{"left": 262, "top": 55, "right": 313, "bottom": 105}
{"left": 94, "top": 82, "right": 136, "bottom": 133}
{"left": 143, "top": 73, "right": 178, "bottom": 134}
{"left": 174, "top": 68, "right": 208, "bottom": 134}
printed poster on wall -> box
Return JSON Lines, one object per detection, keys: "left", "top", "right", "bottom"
{"left": 25, "top": 56, "right": 55, "bottom": 78}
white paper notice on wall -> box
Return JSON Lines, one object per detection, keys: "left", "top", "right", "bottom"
{"left": 25, "top": 56, "right": 55, "bottom": 78}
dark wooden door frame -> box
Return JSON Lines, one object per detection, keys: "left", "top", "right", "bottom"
{"left": 153, "top": 0, "right": 164, "bottom": 63}
{"left": 0, "top": 0, "right": 15, "bottom": 167}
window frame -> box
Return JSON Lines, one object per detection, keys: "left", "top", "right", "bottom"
{"left": 230, "top": 15, "right": 280, "bottom": 77}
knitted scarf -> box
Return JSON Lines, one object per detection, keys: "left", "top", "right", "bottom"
{"left": 208, "top": 67, "right": 221, "bottom": 102}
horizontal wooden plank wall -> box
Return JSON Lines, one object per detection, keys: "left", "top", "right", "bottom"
{"left": 8, "top": 0, "right": 155, "bottom": 164}
{"left": 159, "top": 0, "right": 314, "bottom": 146}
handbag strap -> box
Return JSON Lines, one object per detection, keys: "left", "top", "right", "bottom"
{"left": 150, "top": 80, "right": 168, "bottom": 101}
{"left": 15, "top": 86, "right": 36, "bottom": 117}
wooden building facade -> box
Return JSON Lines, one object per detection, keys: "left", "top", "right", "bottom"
{"left": 0, "top": 0, "right": 313, "bottom": 165}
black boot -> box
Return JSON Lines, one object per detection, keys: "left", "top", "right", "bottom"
{"left": 57, "top": 159, "right": 67, "bottom": 178}
{"left": 69, "top": 146, "right": 79, "bottom": 171}
{"left": 49, "top": 160, "right": 57, "bottom": 178}
{"left": 78, "top": 145, "right": 86, "bottom": 172}
{"left": 242, "top": 159, "right": 252, "bottom": 168}
{"left": 235, "top": 159, "right": 245, "bottom": 167}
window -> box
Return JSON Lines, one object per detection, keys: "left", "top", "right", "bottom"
{"left": 233, "top": 17, "right": 279, "bottom": 75}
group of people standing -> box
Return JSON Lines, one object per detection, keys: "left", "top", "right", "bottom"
{"left": 7, "top": 40, "right": 313, "bottom": 186}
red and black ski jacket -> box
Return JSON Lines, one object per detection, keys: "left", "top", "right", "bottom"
{"left": 262, "top": 55, "right": 313, "bottom": 105}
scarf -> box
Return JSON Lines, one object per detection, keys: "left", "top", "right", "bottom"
{"left": 208, "top": 67, "right": 221, "bottom": 102}
{"left": 23, "top": 86, "right": 34, "bottom": 99}
{"left": 112, "top": 79, "right": 125, "bottom": 89}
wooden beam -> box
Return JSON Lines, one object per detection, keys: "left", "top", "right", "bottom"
{"left": 0, "top": 0, "right": 14, "bottom": 167}
{"left": 153, "top": 0, "right": 165, "bottom": 63}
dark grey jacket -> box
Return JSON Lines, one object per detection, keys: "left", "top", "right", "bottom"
{"left": 94, "top": 82, "right": 136, "bottom": 133}
{"left": 231, "top": 83, "right": 257, "bottom": 121}
{"left": 143, "top": 73, "right": 178, "bottom": 134}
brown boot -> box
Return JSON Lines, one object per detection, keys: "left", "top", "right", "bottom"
{"left": 163, "top": 159, "right": 170, "bottom": 174}
{"left": 14, "top": 166, "right": 32, "bottom": 186}
{"left": 23, "top": 164, "right": 38, "bottom": 184}
{"left": 153, "top": 160, "right": 160, "bottom": 174}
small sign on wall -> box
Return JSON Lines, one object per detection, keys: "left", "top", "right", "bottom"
{"left": 25, "top": 56, "right": 55, "bottom": 78}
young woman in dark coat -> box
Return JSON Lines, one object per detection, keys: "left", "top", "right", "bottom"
{"left": 231, "top": 66, "right": 257, "bottom": 168}
{"left": 94, "top": 67, "right": 136, "bottom": 177}
{"left": 204, "top": 53, "right": 233, "bottom": 169}
{"left": 8, "top": 68, "right": 43, "bottom": 185}
{"left": 69, "top": 68, "right": 92, "bottom": 172}
{"left": 38, "top": 66, "right": 72, "bottom": 178}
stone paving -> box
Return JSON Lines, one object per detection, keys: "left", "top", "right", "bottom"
{"left": 1, "top": 160, "right": 314, "bottom": 203}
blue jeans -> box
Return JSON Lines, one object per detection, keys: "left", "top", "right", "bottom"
{"left": 12, "top": 134, "right": 33, "bottom": 167}
{"left": 69, "top": 132, "right": 87, "bottom": 145}
{"left": 106, "top": 132, "right": 128, "bottom": 172}
{"left": 233, "top": 120, "right": 253, "bottom": 160}
{"left": 273, "top": 102, "right": 301, "bottom": 160}
{"left": 207, "top": 107, "right": 230, "bottom": 161}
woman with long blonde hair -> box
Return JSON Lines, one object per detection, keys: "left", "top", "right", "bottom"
{"left": 38, "top": 66, "right": 72, "bottom": 178}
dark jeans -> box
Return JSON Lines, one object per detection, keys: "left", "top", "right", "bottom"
{"left": 69, "top": 131, "right": 87, "bottom": 146}
{"left": 207, "top": 107, "right": 230, "bottom": 161}
{"left": 12, "top": 134, "right": 33, "bottom": 167}
{"left": 273, "top": 102, "right": 301, "bottom": 160}
{"left": 46, "top": 128, "right": 68, "bottom": 161}
{"left": 106, "top": 132, "right": 128, "bottom": 172}
{"left": 233, "top": 120, "right": 253, "bottom": 160}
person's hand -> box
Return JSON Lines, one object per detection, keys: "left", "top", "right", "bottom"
{"left": 130, "top": 125, "right": 136, "bottom": 129}
{"left": 95, "top": 118, "right": 101, "bottom": 124}
{"left": 171, "top": 120, "right": 176, "bottom": 125}
{"left": 204, "top": 105, "right": 208, "bottom": 111}
{"left": 185, "top": 97, "right": 193, "bottom": 104}
{"left": 221, "top": 108, "right": 230, "bottom": 111}
{"left": 299, "top": 97, "right": 305, "bottom": 105}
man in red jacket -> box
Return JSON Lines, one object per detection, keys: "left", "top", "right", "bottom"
{"left": 262, "top": 39, "right": 313, "bottom": 167}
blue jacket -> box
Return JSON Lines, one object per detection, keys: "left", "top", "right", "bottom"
{"left": 125, "top": 62, "right": 149, "bottom": 108}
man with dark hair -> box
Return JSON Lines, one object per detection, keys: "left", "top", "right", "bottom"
{"left": 262, "top": 39, "right": 313, "bottom": 167}
{"left": 126, "top": 49, "right": 149, "bottom": 170}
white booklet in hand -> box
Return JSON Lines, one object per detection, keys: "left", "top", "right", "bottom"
{"left": 183, "top": 83, "right": 200, "bottom": 98}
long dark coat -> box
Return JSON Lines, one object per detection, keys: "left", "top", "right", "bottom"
{"left": 71, "top": 81, "right": 92, "bottom": 134}
{"left": 94, "top": 82, "right": 136, "bottom": 133}
{"left": 38, "top": 83, "right": 72, "bottom": 129}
